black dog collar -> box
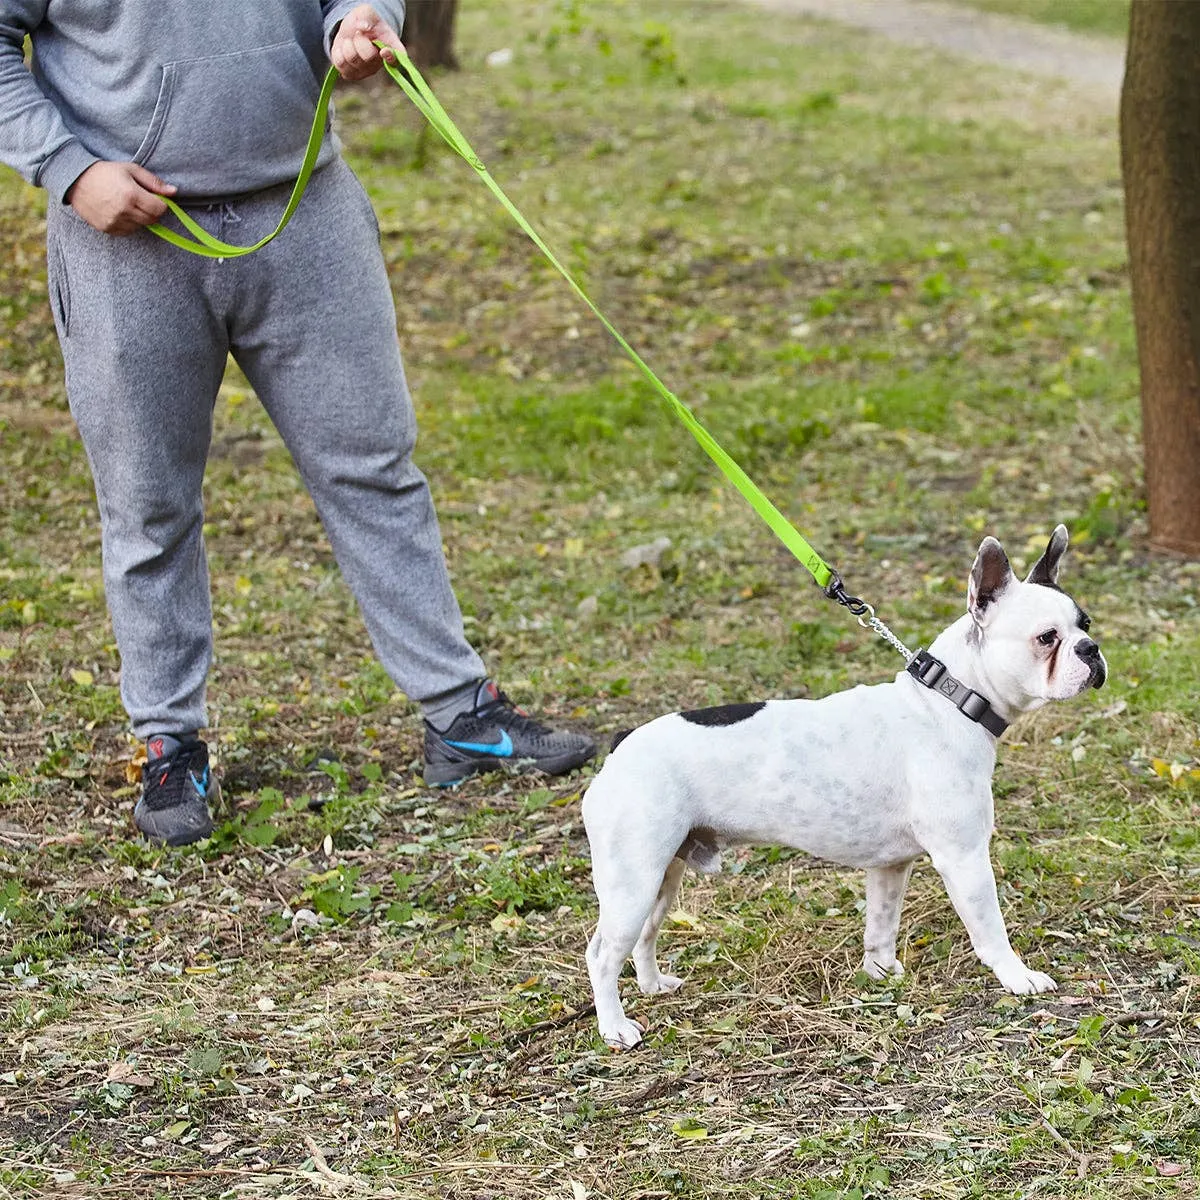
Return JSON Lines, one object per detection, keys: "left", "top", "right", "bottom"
{"left": 906, "top": 649, "right": 1009, "bottom": 738}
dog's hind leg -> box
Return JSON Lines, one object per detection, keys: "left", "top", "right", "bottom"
{"left": 861, "top": 861, "right": 914, "bottom": 980}
{"left": 587, "top": 865, "right": 668, "bottom": 1049}
{"left": 585, "top": 892, "right": 652, "bottom": 1051}
{"left": 632, "top": 856, "right": 687, "bottom": 995}
{"left": 587, "top": 921, "right": 649, "bottom": 1049}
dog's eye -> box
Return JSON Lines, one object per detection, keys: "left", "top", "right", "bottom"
{"left": 1037, "top": 630, "right": 1058, "bottom": 647}
{"left": 1078, "top": 612, "right": 1092, "bottom": 633}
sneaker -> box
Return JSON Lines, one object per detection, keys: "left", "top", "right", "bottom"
{"left": 423, "top": 683, "right": 596, "bottom": 786}
{"left": 133, "top": 739, "right": 219, "bottom": 846}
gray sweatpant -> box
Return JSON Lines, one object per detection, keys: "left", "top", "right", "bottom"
{"left": 46, "top": 157, "right": 486, "bottom": 738}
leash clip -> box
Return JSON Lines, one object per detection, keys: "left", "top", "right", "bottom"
{"left": 824, "top": 570, "right": 870, "bottom": 618}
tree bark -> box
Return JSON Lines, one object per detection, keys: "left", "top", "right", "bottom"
{"left": 1119, "top": 0, "right": 1200, "bottom": 557}
{"left": 401, "top": 0, "right": 460, "bottom": 70}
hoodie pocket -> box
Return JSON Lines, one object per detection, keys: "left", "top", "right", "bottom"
{"left": 133, "top": 41, "right": 324, "bottom": 195}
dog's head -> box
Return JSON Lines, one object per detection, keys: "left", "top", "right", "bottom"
{"left": 966, "top": 524, "right": 1106, "bottom": 712}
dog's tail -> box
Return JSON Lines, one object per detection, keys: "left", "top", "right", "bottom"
{"left": 609, "top": 728, "right": 634, "bottom": 753}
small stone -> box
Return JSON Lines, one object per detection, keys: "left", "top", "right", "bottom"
{"left": 620, "top": 537, "right": 672, "bottom": 569}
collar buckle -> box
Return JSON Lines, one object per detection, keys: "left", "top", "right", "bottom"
{"left": 910, "top": 650, "right": 946, "bottom": 688}
{"left": 906, "top": 650, "right": 1008, "bottom": 737}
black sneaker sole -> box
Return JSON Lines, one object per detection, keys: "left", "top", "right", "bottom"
{"left": 423, "top": 749, "right": 593, "bottom": 788}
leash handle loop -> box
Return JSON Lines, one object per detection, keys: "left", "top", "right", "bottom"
{"left": 145, "top": 67, "right": 339, "bottom": 258}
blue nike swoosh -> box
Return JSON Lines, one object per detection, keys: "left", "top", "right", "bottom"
{"left": 445, "top": 730, "right": 514, "bottom": 757}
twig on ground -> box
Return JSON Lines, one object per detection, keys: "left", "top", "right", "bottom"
{"left": 1020, "top": 1092, "right": 1089, "bottom": 1179}
{"left": 302, "top": 1134, "right": 370, "bottom": 1193}
{"left": 503, "top": 1002, "right": 595, "bottom": 1046}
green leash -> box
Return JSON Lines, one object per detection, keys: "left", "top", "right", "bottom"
{"left": 146, "top": 66, "right": 338, "bottom": 259}
{"left": 147, "top": 46, "right": 877, "bottom": 613}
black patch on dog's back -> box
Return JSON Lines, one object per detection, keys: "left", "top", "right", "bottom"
{"left": 610, "top": 728, "right": 634, "bottom": 752}
{"left": 679, "top": 702, "right": 766, "bottom": 728}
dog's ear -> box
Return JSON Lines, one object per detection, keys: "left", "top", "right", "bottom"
{"left": 968, "top": 536, "right": 1014, "bottom": 625}
{"left": 1025, "top": 523, "right": 1069, "bottom": 587}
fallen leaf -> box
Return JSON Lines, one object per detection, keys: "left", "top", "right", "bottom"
{"left": 667, "top": 908, "right": 704, "bottom": 930}
{"left": 106, "top": 1062, "right": 154, "bottom": 1088}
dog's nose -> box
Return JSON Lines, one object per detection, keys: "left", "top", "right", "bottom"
{"left": 1075, "top": 638, "right": 1106, "bottom": 688}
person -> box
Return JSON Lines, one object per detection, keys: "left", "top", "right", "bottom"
{"left": 0, "top": 1, "right": 596, "bottom": 845}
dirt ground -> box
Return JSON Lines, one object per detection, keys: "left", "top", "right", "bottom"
{"left": 743, "top": 0, "right": 1124, "bottom": 98}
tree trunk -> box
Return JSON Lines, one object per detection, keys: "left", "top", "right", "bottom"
{"left": 401, "top": 0, "right": 460, "bottom": 70}
{"left": 1119, "top": 0, "right": 1200, "bottom": 557}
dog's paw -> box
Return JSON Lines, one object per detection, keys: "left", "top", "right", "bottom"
{"left": 601, "top": 1017, "right": 647, "bottom": 1050}
{"left": 996, "top": 962, "right": 1057, "bottom": 995}
{"left": 638, "top": 971, "right": 684, "bottom": 995}
{"left": 861, "top": 956, "right": 904, "bottom": 981}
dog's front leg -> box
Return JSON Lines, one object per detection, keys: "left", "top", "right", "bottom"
{"left": 861, "top": 861, "right": 914, "bottom": 980}
{"left": 931, "top": 846, "right": 1056, "bottom": 994}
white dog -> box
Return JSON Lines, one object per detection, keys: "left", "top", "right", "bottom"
{"left": 583, "top": 526, "right": 1106, "bottom": 1048}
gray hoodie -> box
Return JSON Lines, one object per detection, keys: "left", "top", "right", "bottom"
{"left": 0, "top": 0, "right": 406, "bottom": 201}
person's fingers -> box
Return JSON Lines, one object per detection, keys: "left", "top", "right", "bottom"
{"left": 114, "top": 168, "right": 170, "bottom": 225}
{"left": 333, "top": 40, "right": 366, "bottom": 79}
{"left": 334, "top": 11, "right": 402, "bottom": 79}
{"left": 332, "top": 16, "right": 375, "bottom": 75}
{"left": 346, "top": 29, "right": 383, "bottom": 77}
{"left": 128, "top": 190, "right": 169, "bottom": 224}
{"left": 371, "top": 36, "right": 399, "bottom": 65}
{"left": 127, "top": 163, "right": 177, "bottom": 195}
{"left": 68, "top": 161, "right": 170, "bottom": 234}
{"left": 330, "top": 26, "right": 354, "bottom": 75}
{"left": 363, "top": 16, "right": 402, "bottom": 60}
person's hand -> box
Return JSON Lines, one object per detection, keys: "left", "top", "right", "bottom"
{"left": 330, "top": 4, "right": 403, "bottom": 81}
{"left": 67, "top": 161, "right": 177, "bottom": 235}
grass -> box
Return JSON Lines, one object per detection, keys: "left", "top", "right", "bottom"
{"left": 2, "top": 2, "right": 1198, "bottom": 1197}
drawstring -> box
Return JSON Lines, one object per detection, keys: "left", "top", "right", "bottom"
{"left": 197, "top": 202, "right": 242, "bottom": 265}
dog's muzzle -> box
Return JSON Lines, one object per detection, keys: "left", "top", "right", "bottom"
{"left": 1075, "top": 638, "right": 1107, "bottom": 689}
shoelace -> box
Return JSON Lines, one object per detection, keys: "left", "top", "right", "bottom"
{"left": 144, "top": 746, "right": 207, "bottom": 810}
{"left": 475, "top": 692, "right": 552, "bottom": 737}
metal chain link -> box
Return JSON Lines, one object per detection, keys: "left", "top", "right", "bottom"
{"left": 823, "top": 572, "right": 916, "bottom": 663}
{"left": 862, "top": 611, "right": 916, "bottom": 662}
